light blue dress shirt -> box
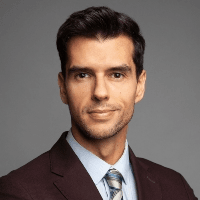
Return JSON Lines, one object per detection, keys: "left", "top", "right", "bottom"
{"left": 66, "top": 129, "right": 137, "bottom": 200}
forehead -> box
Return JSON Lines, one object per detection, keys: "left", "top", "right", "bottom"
{"left": 66, "top": 35, "right": 135, "bottom": 70}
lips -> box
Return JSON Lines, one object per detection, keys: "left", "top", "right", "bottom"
{"left": 88, "top": 109, "right": 115, "bottom": 114}
{"left": 88, "top": 109, "right": 116, "bottom": 121}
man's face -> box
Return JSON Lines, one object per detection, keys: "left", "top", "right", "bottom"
{"left": 58, "top": 35, "right": 146, "bottom": 139}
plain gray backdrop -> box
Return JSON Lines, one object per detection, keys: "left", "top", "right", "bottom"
{"left": 0, "top": 0, "right": 199, "bottom": 197}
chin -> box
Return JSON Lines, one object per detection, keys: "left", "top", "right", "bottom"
{"left": 75, "top": 119, "right": 128, "bottom": 140}
{"left": 83, "top": 128, "right": 119, "bottom": 140}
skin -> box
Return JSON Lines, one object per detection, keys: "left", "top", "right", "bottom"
{"left": 58, "top": 35, "right": 146, "bottom": 165}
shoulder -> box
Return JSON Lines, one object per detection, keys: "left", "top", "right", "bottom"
{"left": 138, "top": 157, "right": 180, "bottom": 177}
{"left": 137, "top": 157, "right": 198, "bottom": 200}
{"left": 0, "top": 151, "right": 52, "bottom": 199}
{"left": 137, "top": 157, "right": 186, "bottom": 184}
{"left": 1, "top": 151, "right": 50, "bottom": 181}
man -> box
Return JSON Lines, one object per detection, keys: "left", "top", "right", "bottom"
{"left": 0, "top": 6, "right": 197, "bottom": 200}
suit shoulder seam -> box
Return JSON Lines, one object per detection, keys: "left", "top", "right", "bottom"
{"left": 180, "top": 173, "right": 191, "bottom": 200}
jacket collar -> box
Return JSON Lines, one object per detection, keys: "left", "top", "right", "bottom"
{"left": 129, "top": 146, "right": 162, "bottom": 200}
{"left": 50, "top": 131, "right": 102, "bottom": 200}
{"left": 50, "top": 131, "right": 162, "bottom": 200}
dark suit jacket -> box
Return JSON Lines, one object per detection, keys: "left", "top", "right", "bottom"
{"left": 0, "top": 131, "right": 198, "bottom": 200}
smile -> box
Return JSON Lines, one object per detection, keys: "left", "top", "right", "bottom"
{"left": 89, "top": 109, "right": 115, "bottom": 113}
{"left": 88, "top": 110, "right": 116, "bottom": 121}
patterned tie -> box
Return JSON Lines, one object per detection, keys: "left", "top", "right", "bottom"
{"left": 104, "top": 168, "right": 123, "bottom": 200}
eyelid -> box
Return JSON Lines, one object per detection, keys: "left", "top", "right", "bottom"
{"left": 73, "top": 71, "right": 127, "bottom": 80}
{"left": 75, "top": 72, "right": 90, "bottom": 79}
{"left": 110, "top": 72, "right": 125, "bottom": 77}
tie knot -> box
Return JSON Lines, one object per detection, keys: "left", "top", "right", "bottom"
{"left": 104, "top": 168, "right": 123, "bottom": 190}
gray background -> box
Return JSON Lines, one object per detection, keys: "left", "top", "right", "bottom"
{"left": 0, "top": 0, "right": 199, "bottom": 197}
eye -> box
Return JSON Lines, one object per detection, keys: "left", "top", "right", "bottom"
{"left": 76, "top": 73, "right": 90, "bottom": 79}
{"left": 112, "top": 73, "right": 124, "bottom": 79}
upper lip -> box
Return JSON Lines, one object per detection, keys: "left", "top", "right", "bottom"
{"left": 88, "top": 109, "right": 115, "bottom": 113}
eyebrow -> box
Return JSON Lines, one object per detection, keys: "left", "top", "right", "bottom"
{"left": 67, "top": 66, "right": 94, "bottom": 75}
{"left": 107, "top": 65, "right": 132, "bottom": 73}
{"left": 67, "top": 64, "right": 132, "bottom": 75}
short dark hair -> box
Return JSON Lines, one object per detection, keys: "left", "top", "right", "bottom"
{"left": 56, "top": 6, "right": 145, "bottom": 79}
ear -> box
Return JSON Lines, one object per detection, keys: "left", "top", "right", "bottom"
{"left": 135, "top": 70, "right": 146, "bottom": 104}
{"left": 58, "top": 72, "right": 68, "bottom": 104}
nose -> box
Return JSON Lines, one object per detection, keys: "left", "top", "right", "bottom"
{"left": 92, "top": 76, "right": 109, "bottom": 101}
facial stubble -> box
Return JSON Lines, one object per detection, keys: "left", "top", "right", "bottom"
{"left": 69, "top": 103, "right": 135, "bottom": 140}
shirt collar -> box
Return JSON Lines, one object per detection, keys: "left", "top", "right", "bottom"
{"left": 66, "top": 129, "right": 130, "bottom": 185}
{"left": 111, "top": 139, "right": 130, "bottom": 185}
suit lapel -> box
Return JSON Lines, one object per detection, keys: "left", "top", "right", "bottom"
{"left": 49, "top": 132, "right": 162, "bottom": 200}
{"left": 129, "top": 147, "right": 162, "bottom": 200}
{"left": 49, "top": 131, "right": 102, "bottom": 200}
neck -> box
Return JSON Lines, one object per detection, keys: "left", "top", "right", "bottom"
{"left": 71, "top": 126, "right": 128, "bottom": 165}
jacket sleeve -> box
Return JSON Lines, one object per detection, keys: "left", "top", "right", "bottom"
{"left": 180, "top": 174, "right": 198, "bottom": 200}
{"left": 0, "top": 176, "right": 32, "bottom": 200}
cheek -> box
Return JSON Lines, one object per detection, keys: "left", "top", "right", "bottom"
{"left": 116, "top": 83, "right": 137, "bottom": 106}
{"left": 66, "top": 83, "right": 91, "bottom": 110}
{"left": 119, "top": 91, "right": 136, "bottom": 118}
{"left": 123, "top": 93, "right": 136, "bottom": 109}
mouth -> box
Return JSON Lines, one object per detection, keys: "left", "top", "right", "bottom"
{"left": 88, "top": 109, "right": 117, "bottom": 121}
{"left": 88, "top": 109, "right": 115, "bottom": 114}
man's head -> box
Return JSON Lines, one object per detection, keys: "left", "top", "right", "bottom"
{"left": 57, "top": 6, "right": 146, "bottom": 140}
{"left": 57, "top": 6, "right": 145, "bottom": 80}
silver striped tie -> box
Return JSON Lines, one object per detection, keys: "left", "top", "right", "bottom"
{"left": 104, "top": 168, "right": 123, "bottom": 200}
